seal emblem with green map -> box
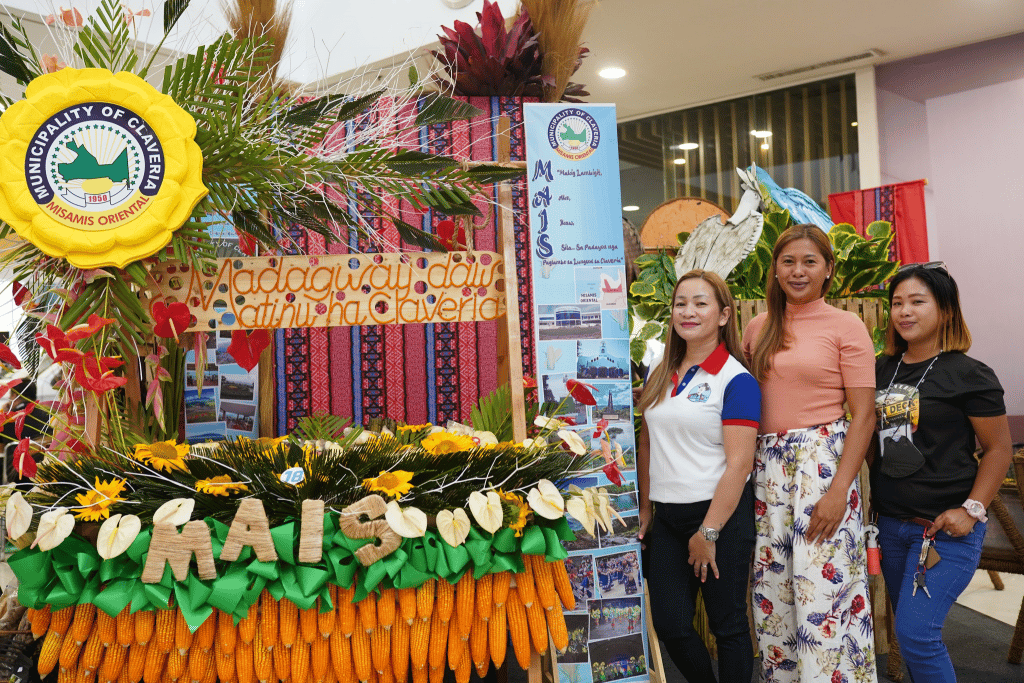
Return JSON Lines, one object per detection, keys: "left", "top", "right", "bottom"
{"left": 547, "top": 108, "right": 600, "bottom": 161}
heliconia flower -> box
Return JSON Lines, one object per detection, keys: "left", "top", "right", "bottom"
{"left": 468, "top": 490, "right": 503, "bottom": 534}
{"left": 6, "top": 492, "right": 31, "bottom": 539}
{"left": 96, "top": 513, "right": 142, "bottom": 559}
{"left": 35, "top": 507, "right": 75, "bottom": 551}
{"left": 122, "top": 6, "right": 151, "bottom": 25}
{"left": 557, "top": 429, "right": 588, "bottom": 455}
{"left": 436, "top": 508, "right": 471, "bottom": 547}
{"left": 36, "top": 325, "right": 82, "bottom": 363}
{"left": 527, "top": 479, "right": 565, "bottom": 520}
{"left": 385, "top": 500, "right": 428, "bottom": 538}
{"left": 150, "top": 301, "right": 191, "bottom": 340}
{"left": 153, "top": 498, "right": 194, "bottom": 526}
{"left": 565, "top": 378, "right": 597, "bottom": 406}
{"left": 534, "top": 414, "right": 569, "bottom": 431}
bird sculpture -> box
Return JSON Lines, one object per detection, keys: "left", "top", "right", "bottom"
{"left": 673, "top": 166, "right": 765, "bottom": 279}
{"left": 755, "top": 166, "right": 833, "bottom": 232}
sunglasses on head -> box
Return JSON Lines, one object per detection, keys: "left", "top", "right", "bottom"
{"left": 897, "top": 261, "right": 947, "bottom": 275}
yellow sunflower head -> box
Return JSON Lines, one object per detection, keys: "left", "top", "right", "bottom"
{"left": 133, "top": 440, "right": 189, "bottom": 473}
{"left": 420, "top": 432, "right": 477, "bottom": 455}
{"left": 362, "top": 470, "right": 415, "bottom": 498}
{"left": 195, "top": 475, "right": 248, "bottom": 496}
{"left": 74, "top": 477, "right": 127, "bottom": 521}
{"left": 497, "top": 490, "right": 531, "bottom": 536}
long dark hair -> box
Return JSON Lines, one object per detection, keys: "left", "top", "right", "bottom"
{"left": 884, "top": 266, "right": 971, "bottom": 355}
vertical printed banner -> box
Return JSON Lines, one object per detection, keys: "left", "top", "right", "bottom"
{"left": 524, "top": 104, "right": 648, "bottom": 683}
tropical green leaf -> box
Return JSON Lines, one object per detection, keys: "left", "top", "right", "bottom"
{"left": 163, "top": 0, "right": 191, "bottom": 33}
{"left": 0, "top": 23, "right": 33, "bottom": 84}
{"left": 334, "top": 90, "right": 386, "bottom": 122}
{"left": 415, "top": 93, "right": 483, "bottom": 127}
{"left": 630, "top": 339, "right": 647, "bottom": 365}
{"left": 866, "top": 221, "right": 891, "bottom": 239}
{"left": 638, "top": 321, "right": 662, "bottom": 342}
{"left": 463, "top": 165, "right": 526, "bottom": 185}
{"left": 392, "top": 218, "right": 447, "bottom": 251}
{"left": 383, "top": 150, "right": 459, "bottom": 175}
{"left": 629, "top": 281, "right": 655, "bottom": 297}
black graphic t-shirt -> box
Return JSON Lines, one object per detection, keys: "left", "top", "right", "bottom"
{"left": 873, "top": 352, "right": 1005, "bottom": 520}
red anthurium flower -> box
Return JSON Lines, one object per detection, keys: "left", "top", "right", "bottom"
{"left": 227, "top": 329, "right": 271, "bottom": 372}
{"left": 602, "top": 461, "right": 623, "bottom": 487}
{"left": 559, "top": 415, "right": 577, "bottom": 426}
{"left": 435, "top": 220, "right": 467, "bottom": 251}
{"left": 12, "top": 438, "right": 35, "bottom": 479}
{"left": 0, "top": 378, "right": 22, "bottom": 402}
{"left": 566, "top": 378, "right": 597, "bottom": 406}
{"left": 11, "top": 281, "right": 29, "bottom": 307}
{"left": 36, "top": 325, "right": 80, "bottom": 363}
{"left": 235, "top": 228, "right": 257, "bottom": 256}
{"left": 13, "top": 402, "right": 35, "bottom": 440}
{"left": 66, "top": 314, "right": 116, "bottom": 343}
{"left": 0, "top": 343, "right": 20, "bottom": 370}
{"left": 151, "top": 301, "right": 192, "bottom": 340}
{"left": 74, "top": 353, "right": 127, "bottom": 393}
{"left": 593, "top": 418, "right": 609, "bottom": 439}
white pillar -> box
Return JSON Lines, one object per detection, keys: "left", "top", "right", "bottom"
{"left": 855, "top": 67, "right": 882, "bottom": 189}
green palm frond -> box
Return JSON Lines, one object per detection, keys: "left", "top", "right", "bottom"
{"left": 74, "top": 0, "right": 138, "bottom": 73}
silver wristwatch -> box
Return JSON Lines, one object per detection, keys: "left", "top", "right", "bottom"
{"left": 699, "top": 526, "right": 720, "bottom": 542}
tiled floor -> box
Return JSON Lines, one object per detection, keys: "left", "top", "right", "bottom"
{"left": 957, "top": 569, "right": 1024, "bottom": 627}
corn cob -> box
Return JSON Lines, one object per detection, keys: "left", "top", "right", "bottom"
{"left": 118, "top": 658, "right": 132, "bottom": 683}
{"left": 101, "top": 644, "right": 128, "bottom": 683}
{"left": 135, "top": 610, "right": 155, "bottom": 646}
{"left": 39, "top": 628, "right": 64, "bottom": 676}
{"left": 52, "top": 605, "right": 75, "bottom": 636}
{"left": 194, "top": 612, "right": 216, "bottom": 652}
{"left": 414, "top": 580, "right": 434, "bottom": 624}
{"left": 324, "top": 655, "right": 338, "bottom": 683}
{"left": 445, "top": 615, "right": 462, "bottom": 672}
{"left": 253, "top": 630, "right": 273, "bottom": 683}
{"left": 76, "top": 663, "right": 96, "bottom": 683}
{"left": 199, "top": 659, "right": 217, "bottom": 683}
{"left": 58, "top": 625, "right": 84, "bottom": 671}
{"left": 174, "top": 610, "right": 193, "bottom": 655}
{"left": 259, "top": 591, "right": 278, "bottom": 651}
{"left": 154, "top": 608, "right": 176, "bottom": 653}
{"left": 434, "top": 581, "right": 453, "bottom": 624}
{"left": 320, "top": 588, "right": 338, "bottom": 639}
{"left": 473, "top": 655, "right": 489, "bottom": 679}
{"left": 280, "top": 599, "right": 299, "bottom": 648}
{"left": 411, "top": 666, "right": 427, "bottom": 683}
{"left": 128, "top": 643, "right": 149, "bottom": 679}
{"left": 187, "top": 646, "right": 213, "bottom": 682}
{"left": 426, "top": 611, "right": 447, "bottom": 672}
{"left": 116, "top": 606, "right": 134, "bottom": 647}
{"left": 370, "top": 625, "right": 390, "bottom": 674}
{"left": 391, "top": 618, "right": 410, "bottom": 683}
{"left": 238, "top": 605, "right": 258, "bottom": 645}
{"left": 410, "top": 615, "right": 430, "bottom": 671}
{"left": 525, "top": 600, "right": 548, "bottom": 654}
{"left": 377, "top": 588, "right": 396, "bottom": 631}
{"left": 298, "top": 606, "right": 317, "bottom": 644}
{"left": 81, "top": 627, "right": 105, "bottom": 672}
{"left": 357, "top": 593, "right": 376, "bottom": 634}
{"left": 469, "top": 612, "right": 488, "bottom": 671}
{"left": 291, "top": 638, "right": 311, "bottom": 683}
{"left": 550, "top": 560, "right": 575, "bottom": 611}
{"left": 141, "top": 643, "right": 164, "bottom": 683}
{"left": 377, "top": 663, "right": 394, "bottom": 683}
{"left": 215, "top": 637, "right": 236, "bottom": 683}
{"left": 350, "top": 621, "right": 371, "bottom": 683}
{"left": 311, "top": 635, "right": 330, "bottom": 683}
{"left": 337, "top": 586, "right": 356, "bottom": 638}
{"left": 454, "top": 573, "right": 474, "bottom": 640}
{"left": 59, "top": 663, "right": 75, "bottom": 683}
{"left": 505, "top": 590, "right": 531, "bottom": 669}
{"left": 216, "top": 609, "right": 237, "bottom": 655}
{"left": 453, "top": 640, "right": 470, "bottom": 683}
{"left": 165, "top": 646, "right": 187, "bottom": 681}
{"left": 474, "top": 574, "right": 492, "bottom": 623}
{"left": 546, "top": 605, "right": 568, "bottom": 652}
{"left": 72, "top": 603, "right": 97, "bottom": 645}
{"left": 529, "top": 555, "right": 558, "bottom": 611}
{"left": 328, "top": 621, "right": 353, "bottom": 683}
{"left": 157, "top": 668, "right": 171, "bottom": 683}
{"left": 515, "top": 561, "right": 537, "bottom": 609}
{"left": 31, "top": 604, "right": 52, "bottom": 637}
{"left": 272, "top": 641, "right": 292, "bottom": 681}
{"left": 396, "top": 589, "right": 416, "bottom": 626}
{"left": 96, "top": 609, "right": 117, "bottom": 647}
{"left": 488, "top": 601, "right": 506, "bottom": 668}
{"left": 367, "top": 667, "right": 378, "bottom": 683}
{"left": 427, "top": 666, "right": 441, "bottom": 683}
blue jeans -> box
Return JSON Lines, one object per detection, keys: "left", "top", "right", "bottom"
{"left": 877, "top": 514, "right": 986, "bottom": 683}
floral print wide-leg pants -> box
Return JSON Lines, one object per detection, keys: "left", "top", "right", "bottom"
{"left": 752, "top": 419, "right": 877, "bottom": 683}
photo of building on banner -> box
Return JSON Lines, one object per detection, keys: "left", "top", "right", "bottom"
{"left": 524, "top": 103, "right": 650, "bottom": 683}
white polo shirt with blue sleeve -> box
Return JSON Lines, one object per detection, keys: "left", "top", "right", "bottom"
{"left": 644, "top": 342, "right": 761, "bottom": 504}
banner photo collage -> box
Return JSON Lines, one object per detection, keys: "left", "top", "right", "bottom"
{"left": 524, "top": 103, "right": 649, "bottom": 683}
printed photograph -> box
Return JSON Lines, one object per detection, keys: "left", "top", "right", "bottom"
{"left": 588, "top": 382, "right": 633, "bottom": 423}
{"left": 538, "top": 304, "right": 602, "bottom": 341}
{"left": 219, "top": 400, "right": 257, "bottom": 432}
{"left": 563, "top": 516, "right": 599, "bottom": 552}
{"left": 215, "top": 336, "right": 234, "bottom": 365}
{"left": 598, "top": 514, "right": 640, "bottom": 548}
{"left": 557, "top": 662, "right": 593, "bottom": 683}
{"left": 564, "top": 554, "right": 597, "bottom": 607}
{"left": 184, "top": 387, "right": 217, "bottom": 423}
{"left": 604, "top": 482, "right": 639, "bottom": 513}
{"left": 538, "top": 340, "right": 578, "bottom": 374}
{"left": 588, "top": 633, "right": 647, "bottom": 683}
{"left": 220, "top": 370, "right": 257, "bottom": 401}
{"left": 184, "top": 422, "right": 227, "bottom": 444}
{"left": 575, "top": 266, "right": 627, "bottom": 310}
{"left": 576, "top": 339, "right": 630, "bottom": 380}
{"left": 601, "top": 310, "right": 629, "bottom": 340}
{"left": 539, "top": 375, "right": 589, "bottom": 425}
{"left": 587, "top": 597, "right": 644, "bottom": 640}
{"left": 594, "top": 550, "right": 641, "bottom": 598}
{"left": 559, "top": 614, "right": 591, "bottom": 663}
{"left": 588, "top": 429, "right": 636, "bottom": 473}
{"left": 185, "top": 365, "right": 219, "bottom": 388}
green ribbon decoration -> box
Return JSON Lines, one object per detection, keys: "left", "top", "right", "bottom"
{"left": 270, "top": 522, "right": 296, "bottom": 565}
{"left": 520, "top": 525, "right": 546, "bottom": 556}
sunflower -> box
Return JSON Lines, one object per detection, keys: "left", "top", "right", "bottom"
{"left": 420, "top": 432, "right": 476, "bottom": 455}
{"left": 497, "top": 490, "right": 531, "bottom": 537}
{"left": 195, "top": 475, "right": 248, "bottom": 496}
{"left": 362, "top": 470, "right": 415, "bottom": 498}
{"left": 74, "top": 477, "right": 127, "bottom": 521}
{"left": 397, "top": 423, "right": 432, "bottom": 432}
{"left": 134, "top": 440, "right": 189, "bottom": 473}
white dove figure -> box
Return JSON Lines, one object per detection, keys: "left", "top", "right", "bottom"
{"left": 673, "top": 165, "right": 765, "bottom": 279}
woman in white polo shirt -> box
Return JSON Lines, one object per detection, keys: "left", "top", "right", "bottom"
{"left": 637, "top": 270, "right": 761, "bottom": 683}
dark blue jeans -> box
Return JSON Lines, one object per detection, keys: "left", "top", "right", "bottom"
{"left": 647, "top": 484, "right": 755, "bottom": 683}
{"left": 877, "top": 514, "right": 986, "bottom": 683}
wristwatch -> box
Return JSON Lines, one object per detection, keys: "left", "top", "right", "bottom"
{"left": 962, "top": 499, "right": 988, "bottom": 523}
{"left": 699, "top": 526, "right": 720, "bottom": 542}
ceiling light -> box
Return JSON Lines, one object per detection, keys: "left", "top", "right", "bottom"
{"left": 761, "top": 142, "right": 770, "bottom": 150}
{"left": 751, "top": 130, "right": 773, "bottom": 139}
{"left": 674, "top": 142, "right": 699, "bottom": 150}
{"left": 673, "top": 158, "right": 686, "bottom": 165}
{"left": 599, "top": 67, "right": 626, "bottom": 79}
{"left": 851, "top": 121, "right": 859, "bottom": 127}
{"left": 622, "top": 205, "right": 639, "bottom": 212}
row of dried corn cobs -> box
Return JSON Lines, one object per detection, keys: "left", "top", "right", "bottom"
{"left": 29, "top": 554, "right": 576, "bottom": 683}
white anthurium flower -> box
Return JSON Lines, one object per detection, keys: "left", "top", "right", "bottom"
{"left": 565, "top": 493, "right": 596, "bottom": 536}
{"left": 595, "top": 489, "right": 615, "bottom": 532}
{"left": 557, "top": 430, "right": 587, "bottom": 455}
{"left": 97, "top": 514, "right": 142, "bottom": 560}
{"left": 427, "top": 425, "right": 446, "bottom": 434}
{"left": 527, "top": 480, "right": 565, "bottom": 520}
{"left": 153, "top": 498, "right": 195, "bottom": 527}
{"left": 522, "top": 437, "right": 546, "bottom": 450}
{"left": 385, "top": 500, "right": 428, "bottom": 538}
{"left": 34, "top": 507, "right": 74, "bottom": 551}
{"left": 343, "top": 427, "right": 376, "bottom": 445}
{"left": 468, "top": 491, "right": 503, "bottom": 534}
{"left": 472, "top": 430, "right": 498, "bottom": 447}
{"left": 379, "top": 426, "right": 395, "bottom": 438}
{"left": 6, "top": 491, "right": 31, "bottom": 539}
{"left": 613, "top": 441, "right": 625, "bottom": 465}
{"left": 436, "top": 508, "right": 471, "bottom": 547}
{"left": 445, "top": 421, "right": 474, "bottom": 436}
{"left": 533, "top": 415, "right": 568, "bottom": 432}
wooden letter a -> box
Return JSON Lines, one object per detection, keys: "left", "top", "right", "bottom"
{"left": 220, "top": 498, "right": 279, "bottom": 562}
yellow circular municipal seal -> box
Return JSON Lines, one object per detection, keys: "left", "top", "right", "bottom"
{"left": 0, "top": 68, "right": 207, "bottom": 269}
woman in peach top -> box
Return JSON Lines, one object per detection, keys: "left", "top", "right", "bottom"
{"left": 742, "top": 225, "right": 877, "bottom": 683}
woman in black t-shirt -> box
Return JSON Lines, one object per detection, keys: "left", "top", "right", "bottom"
{"left": 871, "top": 263, "right": 1012, "bottom": 683}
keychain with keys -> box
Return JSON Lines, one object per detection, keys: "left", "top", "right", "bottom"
{"left": 913, "top": 533, "right": 933, "bottom": 598}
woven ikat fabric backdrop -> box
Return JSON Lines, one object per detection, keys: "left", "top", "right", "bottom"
{"left": 275, "top": 97, "right": 535, "bottom": 433}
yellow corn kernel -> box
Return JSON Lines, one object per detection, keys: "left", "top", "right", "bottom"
{"left": 259, "top": 591, "right": 278, "bottom": 651}
{"left": 194, "top": 612, "right": 216, "bottom": 652}
{"left": 350, "top": 622, "right": 372, "bottom": 683}
{"left": 529, "top": 555, "right": 558, "bottom": 611}
{"left": 515, "top": 561, "right": 537, "bottom": 609}
{"left": 546, "top": 605, "right": 568, "bottom": 652}
{"left": 273, "top": 638, "right": 292, "bottom": 681}
{"left": 165, "top": 646, "right": 186, "bottom": 681}
{"left": 100, "top": 644, "right": 128, "bottom": 683}
{"left": 414, "top": 580, "right": 434, "bottom": 624}
{"left": 76, "top": 663, "right": 96, "bottom": 683}
{"left": 199, "top": 658, "right": 217, "bottom": 683}
{"left": 434, "top": 581, "right": 453, "bottom": 624}
{"left": 154, "top": 608, "right": 176, "bottom": 653}
{"left": 139, "top": 642, "right": 161, "bottom": 683}
{"left": 329, "top": 624, "right": 354, "bottom": 683}
{"left": 215, "top": 637, "right": 237, "bottom": 683}
{"left": 427, "top": 666, "right": 441, "bottom": 683}
{"left": 51, "top": 605, "right": 75, "bottom": 636}
{"left": 81, "top": 627, "right": 105, "bottom": 672}
{"left": 357, "top": 593, "right": 376, "bottom": 634}
{"left": 390, "top": 619, "right": 409, "bottom": 683}
{"left": 445, "top": 615, "right": 461, "bottom": 672}
{"left": 412, "top": 666, "right": 427, "bottom": 683}
{"left": 488, "top": 601, "right": 506, "bottom": 668}
{"left": 238, "top": 605, "right": 257, "bottom": 645}
{"left": 550, "top": 560, "right": 576, "bottom": 611}
{"left": 187, "top": 647, "right": 213, "bottom": 682}
{"left": 174, "top": 610, "right": 192, "bottom": 655}
{"left": 474, "top": 574, "right": 492, "bottom": 623}
{"left": 38, "top": 628, "right": 64, "bottom": 676}
{"left": 426, "top": 612, "right": 446, "bottom": 672}
{"left": 135, "top": 610, "right": 156, "bottom": 647}
{"left": 376, "top": 589, "right": 395, "bottom": 631}
{"left": 453, "top": 640, "right": 470, "bottom": 683}
{"left": 410, "top": 615, "right": 430, "bottom": 671}
{"left": 300, "top": 606, "right": 318, "bottom": 644}
{"left": 116, "top": 606, "right": 135, "bottom": 647}
{"left": 58, "top": 662, "right": 75, "bottom": 683}
{"left": 72, "top": 603, "right": 97, "bottom": 645}
{"left": 337, "top": 586, "right": 356, "bottom": 638}
{"left": 217, "top": 609, "right": 237, "bottom": 655}
{"left": 318, "top": 592, "right": 337, "bottom": 639}
{"left": 370, "top": 627, "right": 390, "bottom": 674}
{"left": 291, "top": 638, "right": 311, "bottom": 683}
{"left": 470, "top": 612, "right": 489, "bottom": 672}
{"left": 311, "top": 635, "right": 330, "bottom": 683}
{"left": 118, "top": 656, "right": 132, "bottom": 683}
{"left": 525, "top": 600, "right": 548, "bottom": 655}
{"left": 58, "top": 626, "right": 83, "bottom": 671}
{"left": 96, "top": 609, "right": 117, "bottom": 647}
{"left": 396, "top": 589, "right": 416, "bottom": 627}
{"left": 31, "top": 604, "right": 52, "bottom": 638}
{"left": 491, "top": 572, "right": 511, "bottom": 608}
{"left": 252, "top": 630, "right": 273, "bottom": 683}
{"left": 454, "top": 574, "right": 475, "bottom": 641}
{"left": 505, "top": 590, "right": 531, "bottom": 670}
{"left": 280, "top": 599, "right": 299, "bottom": 648}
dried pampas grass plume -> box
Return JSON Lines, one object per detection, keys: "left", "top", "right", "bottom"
{"left": 222, "top": 0, "right": 293, "bottom": 89}
{"left": 519, "top": 0, "right": 591, "bottom": 102}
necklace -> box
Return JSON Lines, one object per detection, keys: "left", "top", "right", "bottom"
{"left": 881, "top": 352, "right": 941, "bottom": 430}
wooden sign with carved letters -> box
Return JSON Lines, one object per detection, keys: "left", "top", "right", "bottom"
{"left": 149, "top": 251, "right": 507, "bottom": 331}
